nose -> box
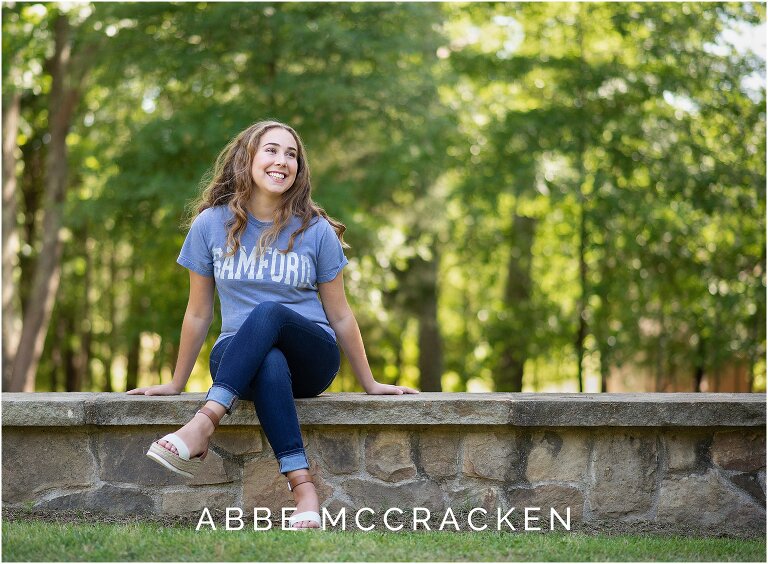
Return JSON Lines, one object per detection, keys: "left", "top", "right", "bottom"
{"left": 274, "top": 153, "right": 287, "bottom": 167}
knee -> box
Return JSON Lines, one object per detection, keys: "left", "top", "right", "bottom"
{"left": 248, "top": 301, "right": 284, "bottom": 323}
{"left": 243, "top": 301, "right": 282, "bottom": 329}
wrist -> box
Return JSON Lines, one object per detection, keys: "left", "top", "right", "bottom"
{"left": 169, "top": 378, "right": 186, "bottom": 393}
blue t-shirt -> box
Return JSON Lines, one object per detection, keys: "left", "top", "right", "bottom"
{"left": 177, "top": 206, "right": 348, "bottom": 346}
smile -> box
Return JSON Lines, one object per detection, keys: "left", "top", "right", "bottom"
{"left": 267, "top": 172, "right": 287, "bottom": 181}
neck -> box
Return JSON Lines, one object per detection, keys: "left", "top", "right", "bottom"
{"left": 248, "top": 193, "right": 281, "bottom": 222}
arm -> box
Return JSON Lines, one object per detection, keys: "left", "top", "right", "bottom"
{"left": 318, "top": 271, "right": 418, "bottom": 395}
{"left": 127, "top": 271, "right": 215, "bottom": 395}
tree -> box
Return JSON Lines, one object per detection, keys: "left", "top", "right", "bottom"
{"left": 444, "top": 2, "right": 765, "bottom": 391}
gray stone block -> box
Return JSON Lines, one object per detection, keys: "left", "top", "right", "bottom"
{"left": 160, "top": 488, "right": 238, "bottom": 515}
{"left": 664, "top": 431, "right": 709, "bottom": 472}
{"left": 364, "top": 431, "right": 416, "bottom": 482}
{"left": 2, "top": 429, "right": 96, "bottom": 502}
{"left": 526, "top": 430, "right": 589, "bottom": 483}
{"left": 299, "top": 394, "right": 513, "bottom": 426}
{"left": 507, "top": 484, "right": 585, "bottom": 524}
{"left": 322, "top": 496, "right": 356, "bottom": 517}
{"left": 723, "top": 500, "right": 767, "bottom": 536}
{"left": 38, "top": 484, "right": 154, "bottom": 514}
{"left": 711, "top": 431, "right": 766, "bottom": 472}
{"left": 462, "top": 431, "right": 519, "bottom": 482}
{"left": 211, "top": 428, "right": 262, "bottom": 456}
{"left": 419, "top": 431, "right": 460, "bottom": 479}
{"left": 505, "top": 393, "right": 766, "bottom": 427}
{"left": 84, "top": 393, "right": 260, "bottom": 427}
{"left": 341, "top": 478, "right": 445, "bottom": 511}
{"left": 448, "top": 485, "right": 500, "bottom": 512}
{"left": 657, "top": 469, "right": 765, "bottom": 534}
{"left": 2, "top": 393, "right": 87, "bottom": 426}
{"left": 728, "top": 472, "right": 766, "bottom": 507}
{"left": 313, "top": 428, "right": 360, "bottom": 474}
{"left": 241, "top": 455, "right": 292, "bottom": 514}
{"left": 189, "top": 450, "right": 235, "bottom": 486}
{"left": 588, "top": 431, "right": 658, "bottom": 518}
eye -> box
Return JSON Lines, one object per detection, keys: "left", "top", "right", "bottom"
{"left": 265, "top": 147, "right": 277, "bottom": 153}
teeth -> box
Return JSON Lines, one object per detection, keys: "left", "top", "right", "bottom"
{"left": 268, "top": 172, "right": 286, "bottom": 180}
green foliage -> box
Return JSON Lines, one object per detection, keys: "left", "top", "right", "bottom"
{"left": 441, "top": 2, "right": 765, "bottom": 391}
{"left": 4, "top": 2, "right": 764, "bottom": 392}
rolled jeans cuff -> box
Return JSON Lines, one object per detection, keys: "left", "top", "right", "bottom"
{"left": 279, "top": 451, "right": 309, "bottom": 474}
{"left": 205, "top": 384, "right": 238, "bottom": 413}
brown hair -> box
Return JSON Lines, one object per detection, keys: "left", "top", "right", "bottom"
{"left": 189, "top": 120, "right": 348, "bottom": 257}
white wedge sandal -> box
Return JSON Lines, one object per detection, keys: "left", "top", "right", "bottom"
{"left": 146, "top": 406, "right": 221, "bottom": 478}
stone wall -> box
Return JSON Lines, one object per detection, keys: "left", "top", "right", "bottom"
{"left": 2, "top": 392, "right": 765, "bottom": 536}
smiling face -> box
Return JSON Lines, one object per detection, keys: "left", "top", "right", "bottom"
{"left": 250, "top": 127, "right": 299, "bottom": 200}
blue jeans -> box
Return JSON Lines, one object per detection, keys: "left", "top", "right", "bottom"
{"left": 206, "top": 301, "right": 340, "bottom": 474}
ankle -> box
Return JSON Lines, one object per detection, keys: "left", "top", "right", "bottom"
{"left": 287, "top": 471, "right": 314, "bottom": 493}
{"left": 292, "top": 483, "right": 318, "bottom": 505}
{"left": 192, "top": 412, "right": 215, "bottom": 435}
{"left": 292, "top": 481, "right": 316, "bottom": 493}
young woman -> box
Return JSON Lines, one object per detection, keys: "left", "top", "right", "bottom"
{"left": 128, "top": 120, "right": 418, "bottom": 529}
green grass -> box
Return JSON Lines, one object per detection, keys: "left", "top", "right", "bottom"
{"left": 2, "top": 521, "right": 765, "bottom": 562}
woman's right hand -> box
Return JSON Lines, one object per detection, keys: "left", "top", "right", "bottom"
{"left": 126, "top": 383, "right": 182, "bottom": 396}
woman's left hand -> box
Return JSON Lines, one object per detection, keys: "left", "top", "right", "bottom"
{"left": 365, "top": 382, "right": 420, "bottom": 395}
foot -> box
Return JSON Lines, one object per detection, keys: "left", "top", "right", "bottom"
{"left": 288, "top": 473, "right": 320, "bottom": 529}
{"left": 157, "top": 412, "right": 214, "bottom": 459}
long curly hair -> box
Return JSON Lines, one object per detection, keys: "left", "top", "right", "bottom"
{"left": 189, "top": 120, "right": 348, "bottom": 257}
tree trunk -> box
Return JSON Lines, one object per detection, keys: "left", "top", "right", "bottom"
{"left": 596, "top": 225, "right": 612, "bottom": 393}
{"left": 747, "top": 253, "right": 764, "bottom": 393}
{"left": 574, "top": 16, "right": 589, "bottom": 394}
{"left": 125, "top": 333, "right": 141, "bottom": 392}
{"left": 494, "top": 214, "right": 536, "bottom": 392}
{"left": 393, "top": 336, "right": 403, "bottom": 387}
{"left": 103, "top": 240, "right": 119, "bottom": 391}
{"left": 18, "top": 138, "right": 45, "bottom": 314}
{"left": 416, "top": 252, "right": 443, "bottom": 392}
{"left": 77, "top": 229, "right": 92, "bottom": 391}
{"left": 693, "top": 335, "right": 706, "bottom": 392}
{"left": 63, "top": 316, "right": 80, "bottom": 392}
{"left": 2, "top": 90, "right": 22, "bottom": 389}
{"left": 693, "top": 364, "right": 705, "bottom": 393}
{"left": 461, "top": 288, "right": 472, "bottom": 383}
{"left": 9, "top": 15, "right": 86, "bottom": 391}
{"left": 103, "top": 353, "right": 114, "bottom": 393}
{"left": 655, "top": 307, "right": 666, "bottom": 392}
{"left": 124, "top": 260, "right": 146, "bottom": 391}
{"left": 50, "top": 314, "right": 65, "bottom": 392}
{"left": 575, "top": 196, "right": 587, "bottom": 393}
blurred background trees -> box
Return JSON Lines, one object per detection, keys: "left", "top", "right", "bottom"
{"left": 3, "top": 2, "right": 765, "bottom": 394}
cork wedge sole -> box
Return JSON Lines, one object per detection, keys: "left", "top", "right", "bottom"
{"left": 146, "top": 433, "right": 206, "bottom": 478}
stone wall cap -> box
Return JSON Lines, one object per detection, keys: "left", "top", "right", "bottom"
{"left": 2, "top": 392, "right": 764, "bottom": 428}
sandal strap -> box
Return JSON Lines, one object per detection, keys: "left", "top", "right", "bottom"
{"left": 158, "top": 433, "right": 191, "bottom": 460}
{"left": 288, "top": 474, "right": 314, "bottom": 492}
{"left": 197, "top": 406, "right": 221, "bottom": 428}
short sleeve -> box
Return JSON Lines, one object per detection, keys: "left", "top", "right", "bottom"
{"left": 316, "top": 219, "right": 348, "bottom": 283}
{"left": 177, "top": 211, "right": 214, "bottom": 277}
